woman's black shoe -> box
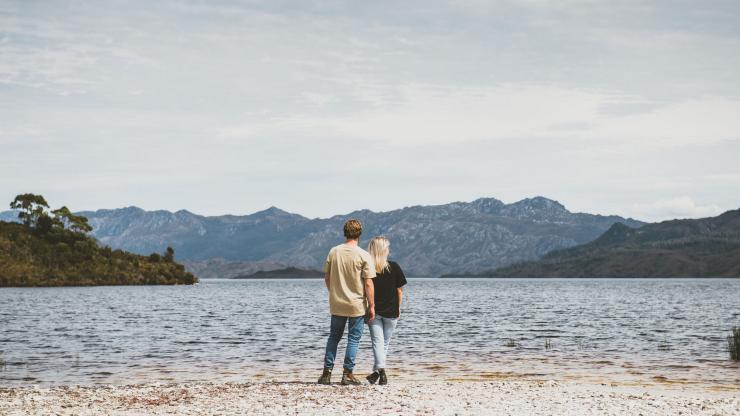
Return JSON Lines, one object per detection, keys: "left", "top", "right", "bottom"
{"left": 378, "top": 369, "right": 387, "bottom": 385}
{"left": 366, "top": 371, "right": 379, "bottom": 384}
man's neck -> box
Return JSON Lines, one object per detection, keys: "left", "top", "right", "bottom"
{"left": 344, "top": 239, "right": 359, "bottom": 247}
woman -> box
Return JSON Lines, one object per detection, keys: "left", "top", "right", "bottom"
{"left": 366, "top": 236, "right": 407, "bottom": 385}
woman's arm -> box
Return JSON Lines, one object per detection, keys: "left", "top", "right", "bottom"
{"left": 394, "top": 262, "right": 407, "bottom": 318}
{"left": 397, "top": 287, "right": 404, "bottom": 317}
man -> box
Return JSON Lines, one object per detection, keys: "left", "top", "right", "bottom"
{"left": 317, "top": 219, "right": 376, "bottom": 385}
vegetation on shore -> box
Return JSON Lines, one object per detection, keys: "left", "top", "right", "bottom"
{"left": 729, "top": 327, "right": 740, "bottom": 361}
{"left": 476, "top": 209, "right": 740, "bottom": 278}
{"left": 0, "top": 194, "right": 197, "bottom": 287}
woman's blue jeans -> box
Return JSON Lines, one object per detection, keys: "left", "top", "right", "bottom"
{"left": 368, "top": 315, "right": 398, "bottom": 371}
{"left": 323, "top": 315, "right": 365, "bottom": 371}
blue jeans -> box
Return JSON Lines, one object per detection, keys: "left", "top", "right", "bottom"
{"left": 368, "top": 315, "right": 398, "bottom": 371}
{"left": 323, "top": 315, "right": 365, "bottom": 371}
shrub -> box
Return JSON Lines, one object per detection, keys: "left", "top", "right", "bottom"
{"left": 729, "top": 327, "right": 740, "bottom": 361}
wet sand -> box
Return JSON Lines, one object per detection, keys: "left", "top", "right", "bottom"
{"left": 1, "top": 379, "right": 738, "bottom": 415}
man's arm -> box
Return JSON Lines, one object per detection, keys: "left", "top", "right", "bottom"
{"left": 364, "top": 278, "right": 375, "bottom": 322}
{"left": 323, "top": 248, "right": 333, "bottom": 291}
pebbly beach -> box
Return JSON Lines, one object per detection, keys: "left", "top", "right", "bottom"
{"left": 2, "top": 378, "right": 739, "bottom": 416}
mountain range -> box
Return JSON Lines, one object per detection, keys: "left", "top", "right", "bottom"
{"left": 0, "top": 197, "right": 644, "bottom": 276}
{"left": 481, "top": 209, "right": 740, "bottom": 277}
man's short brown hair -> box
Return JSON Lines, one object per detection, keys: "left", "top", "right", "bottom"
{"left": 343, "top": 219, "right": 363, "bottom": 239}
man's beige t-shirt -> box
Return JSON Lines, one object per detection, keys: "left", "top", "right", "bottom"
{"left": 324, "top": 243, "right": 376, "bottom": 317}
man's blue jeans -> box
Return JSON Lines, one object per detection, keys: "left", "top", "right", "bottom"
{"left": 323, "top": 315, "right": 364, "bottom": 371}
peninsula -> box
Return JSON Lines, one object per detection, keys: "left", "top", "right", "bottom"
{"left": 0, "top": 194, "right": 197, "bottom": 287}
{"left": 232, "top": 267, "right": 324, "bottom": 279}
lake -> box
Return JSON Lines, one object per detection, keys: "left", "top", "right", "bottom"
{"left": 1, "top": 278, "right": 738, "bottom": 387}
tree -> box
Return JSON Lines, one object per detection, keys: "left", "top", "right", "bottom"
{"left": 52, "top": 206, "right": 93, "bottom": 234}
{"left": 10, "top": 193, "right": 50, "bottom": 228}
{"left": 164, "top": 246, "right": 175, "bottom": 262}
{"left": 35, "top": 214, "right": 60, "bottom": 234}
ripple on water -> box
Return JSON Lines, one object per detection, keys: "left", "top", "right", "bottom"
{"left": 1, "top": 278, "right": 739, "bottom": 386}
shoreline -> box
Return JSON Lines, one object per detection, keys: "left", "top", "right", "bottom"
{"left": 1, "top": 379, "right": 738, "bottom": 415}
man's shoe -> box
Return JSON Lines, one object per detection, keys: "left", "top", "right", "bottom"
{"left": 366, "top": 371, "right": 379, "bottom": 385}
{"left": 378, "top": 368, "right": 388, "bottom": 385}
{"left": 341, "top": 370, "right": 362, "bottom": 385}
{"left": 317, "top": 368, "right": 332, "bottom": 385}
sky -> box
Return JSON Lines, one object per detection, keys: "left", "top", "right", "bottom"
{"left": 1, "top": 0, "right": 739, "bottom": 222}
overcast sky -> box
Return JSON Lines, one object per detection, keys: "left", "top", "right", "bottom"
{"left": 2, "top": 1, "right": 739, "bottom": 222}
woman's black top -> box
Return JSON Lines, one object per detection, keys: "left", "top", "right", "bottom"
{"left": 373, "top": 260, "right": 407, "bottom": 318}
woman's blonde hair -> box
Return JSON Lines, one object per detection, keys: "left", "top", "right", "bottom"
{"left": 367, "top": 236, "right": 391, "bottom": 274}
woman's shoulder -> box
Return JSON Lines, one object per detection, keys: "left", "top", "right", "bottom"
{"left": 388, "top": 260, "right": 403, "bottom": 271}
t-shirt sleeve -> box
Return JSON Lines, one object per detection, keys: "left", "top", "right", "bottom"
{"left": 361, "top": 252, "right": 376, "bottom": 279}
{"left": 323, "top": 248, "right": 334, "bottom": 274}
{"left": 395, "top": 262, "right": 407, "bottom": 288}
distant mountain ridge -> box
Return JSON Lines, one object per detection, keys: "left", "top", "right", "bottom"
{"left": 1, "top": 197, "right": 644, "bottom": 276}
{"left": 482, "top": 209, "right": 740, "bottom": 277}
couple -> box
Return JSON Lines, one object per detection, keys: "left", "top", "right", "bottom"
{"left": 317, "top": 219, "right": 407, "bottom": 386}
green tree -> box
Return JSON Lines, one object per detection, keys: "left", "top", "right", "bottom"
{"left": 164, "top": 246, "right": 175, "bottom": 262}
{"left": 10, "top": 193, "right": 50, "bottom": 228}
{"left": 52, "top": 206, "right": 93, "bottom": 234}
{"left": 35, "top": 214, "right": 60, "bottom": 234}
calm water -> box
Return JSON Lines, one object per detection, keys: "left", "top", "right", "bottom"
{"left": 1, "top": 278, "right": 739, "bottom": 387}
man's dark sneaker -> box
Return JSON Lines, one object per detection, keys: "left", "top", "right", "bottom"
{"left": 366, "top": 371, "right": 380, "bottom": 385}
{"left": 341, "top": 370, "right": 362, "bottom": 385}
{"left": 378, "top": 368, "right": 388, "bottom": 385}
{"left": 317, "top": 368, "right": 332, "bottom": 385}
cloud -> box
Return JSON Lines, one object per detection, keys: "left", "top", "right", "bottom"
{"left": 588, "top": 96, "right": 740, "bottom": 146}
{"left": 1, "top": 0, "right": 739, "bottom": 220}
{"left": 629, "top": 196, "right": 723, "bottom": 222}
{"left": 219, "top": 84, "right": 740, "bottom": 150}
{"left": 217, "top": 84, "right": 604, "bottom": 143}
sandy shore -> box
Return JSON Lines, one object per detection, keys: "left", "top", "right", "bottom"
{"left": 1, "top": 379, "right": 738, "bottom": 416}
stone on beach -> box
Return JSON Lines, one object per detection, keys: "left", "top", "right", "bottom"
{"left": 1, "top": 380, "right": 739, "bottom": 416}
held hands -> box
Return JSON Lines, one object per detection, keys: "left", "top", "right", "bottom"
{"left": 366, "top": 305, "right": 375, "bottom": 323}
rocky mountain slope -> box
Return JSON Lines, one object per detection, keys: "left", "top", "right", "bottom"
{"left": 2, "top": 197, "right": 643, "bottom": 276}
{"left": 483, "top": 209, "right": 740, "bottom": 277}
